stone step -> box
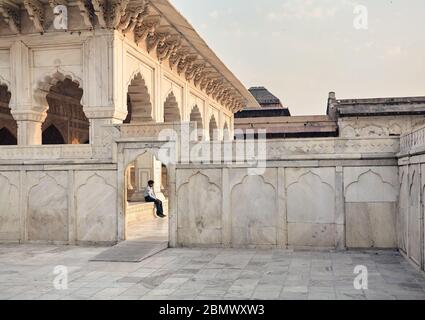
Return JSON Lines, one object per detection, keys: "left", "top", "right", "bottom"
{"left": 90, "top": 241, "right": 168, "bottom": 263}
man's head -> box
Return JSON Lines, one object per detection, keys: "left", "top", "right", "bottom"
{"left": 148, "top": 180, "right": 154, "bottom": 187}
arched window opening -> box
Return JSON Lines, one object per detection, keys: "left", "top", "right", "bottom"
{"left": 190, "top": 105, "right": 203, "bottom": 141}
{"left": 0, "top": 84, "right": 16, "bottom": 145}
{"left": 42, "top": 125, "right": 65, "bottom": 145}
{"left": 0, "top": 127, "right": 16, "bottom": 145}
{"left": 223, "top": 122, "right": 231, "bottom": 141}
{"left": 164, "top": 92, "right": 181, "bottom": 123}
{"left": 125, "top": 73, "right": 153, "bottom": 124}
{"left": 209, "top": 115, "right": 218, "bottom": 141}
{"left": 43, "top": 78, "right": 89, "bottom": 144}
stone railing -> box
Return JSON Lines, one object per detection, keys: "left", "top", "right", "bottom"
{"left": 0, "top": 144, "right": 111, "bottom": 162}
{"left": 400, "top": 124, "right": 425, "bottom": 156}
{"left": 181, "top": 136, "right": 400, "bottom": 164}
{"left": 0, "top": 130, "right": 400, "bottom": 165}
{"left": 116, "top": 122, "right": 197, "bottom": 140}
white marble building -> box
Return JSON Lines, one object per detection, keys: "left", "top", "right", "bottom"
{"left": 0, "top": 0, "right": 424, "bottom": 274}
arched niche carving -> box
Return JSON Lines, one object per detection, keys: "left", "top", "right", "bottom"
{"left": 37, "top": 71, "right": 89, "bottom": 144}
{"left": 0, "top": 82, "right": 16, "bottom": 144}
{"left": 124, "top": 73, "right": 153, "bottom": 124}
{"left": 190, "top": 105, "right": 203, "bottom": 140}
{"left": 209, "top": 114, "right": 218, "bottom": 141}
{"left": 164, "top": 91, "right": 181, "bottom": 123}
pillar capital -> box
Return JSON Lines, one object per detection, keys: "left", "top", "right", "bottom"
{"left": 83, "top": 106, "right": 127, "bottom": 122}
{"left": 11, "top": 109, "right": 47, "bottom": 123}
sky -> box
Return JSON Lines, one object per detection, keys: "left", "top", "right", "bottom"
{"left": 169, "top": 0, "right": 425, "bottom": 115}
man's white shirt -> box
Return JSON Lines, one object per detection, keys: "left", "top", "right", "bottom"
{"left": 144, "top": 185, "right": 156, "bottom": 200}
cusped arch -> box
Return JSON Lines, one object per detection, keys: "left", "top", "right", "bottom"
{"left": 164, "top": 91, "right": 181, "bottom": 122}
{"left": 190, "top": 105, "right": 203, "bottom": 130}
{"left": 125, "top": 72, "right": 153, "bottom": 123}
{"left": 287, "top": 170, "right": 335, "bottom": 224}
{"left": 223, "top": 122, "right": 231, "bottom": 141}
{"left": 345, "top": 169, "right": 397, "bottom": 202}
{"left": 0, "top": 127, "right": 17, "bottom": 145}
{"left": 42, "top": 124, "right": 65, "bottom": 145}
{"left": 190, "top": 104, "right": 203, "bottom": 140}
{"left": 0, "top": 75, "right": 11, "bottom": 89}
{"left": 35, "top": 70, "right": 83, "bottom": 109}
{"left": 209, "top": 114, "right": 218, "bottom": 141}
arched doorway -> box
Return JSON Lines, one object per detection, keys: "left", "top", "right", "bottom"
{"left": 124, "top": 152, "right": 169, "bottom": 242}
{"left": 0, "top": 128, "right": 16, "bottom": 145}
{"left": 190, "top": 105, "right": 204, "bottom": 141}
{"left": 42, "top": 124, "right": 65, "bottom": 145}
{"left": 0, "top": 83, "right": 16, "bottom": 145}
{"left": 164, "top": 92, "right": 181, "bottom": 122}
{"left": 124, "top": 73, "right": 153, "bottom": 124}
{"left": 209, "top": 115, "right": 218, "bottom": 141}
{"left": 42, "top": 77, "right": 89, "bottom": 144}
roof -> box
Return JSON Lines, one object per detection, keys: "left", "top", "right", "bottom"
{"left": 151, "top": 0, "right": 260, "bottom": 109}
{"left": 332, "top": 95, "right": 425, "bottom": 117}
{"left": 248, "top": 87, "right": 285, "bottom": 108}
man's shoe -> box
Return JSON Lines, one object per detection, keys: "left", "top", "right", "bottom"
{"left": 158, "top": 214, "right": 167, "bottom": 218}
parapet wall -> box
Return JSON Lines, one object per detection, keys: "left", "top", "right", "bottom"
{"left": 0, "top": 122, "right": 402, "bottom": 252}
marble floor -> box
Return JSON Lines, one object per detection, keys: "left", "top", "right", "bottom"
{"left": 0, "top": 245, "right": 424, "bottom": 300}
{"left": 126, "top": 217, "right": 169, "bottom": 242}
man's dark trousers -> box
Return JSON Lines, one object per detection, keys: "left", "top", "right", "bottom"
{"left": 145, "top": 196, "right": 164, "bottom": 216}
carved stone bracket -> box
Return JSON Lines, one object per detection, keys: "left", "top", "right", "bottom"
{"left": 24, "top": 0, "right": 44, "bottom": 33}
{"left": 109, "top": 0, "right": 129, "bottom": 28}
{"left": 134, "top": 15, "right": 161, "bottom": 45}
{"left": 91, "top": 0, "right": 106, "bottom": 28}
{"left": 0, "top": 1, "right": 20, "bottom": 33}
{"left": 75, "top": 0, "right": 94, "bottom": 28}
{"left": 119, "top": 2, "right": 148, "bottom": 32}
{"left": 157, "top": 34, "right": 182, "bottom": 63}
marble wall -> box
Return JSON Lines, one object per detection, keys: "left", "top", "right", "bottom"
{"left": 397, "top": 162, "right": 425, "bottom": 271}
{"left": 175, "top": 165, "right": 400, "bottom": 249}
{"left": 177, "top": 170, "right": 222, "bottom": 246}
{"left": 0, "top": 168, "right": 118, "bottom": 245}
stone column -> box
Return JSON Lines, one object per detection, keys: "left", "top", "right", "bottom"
{"left": 11, "top": 110, "right": 46, "bottom": 145}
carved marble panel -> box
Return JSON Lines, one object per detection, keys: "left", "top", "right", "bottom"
{"left": 177, "top": 170, "right": 222, "bottom": 245}
{"left": 0, "top": 172, "right": 19, "bottom": 241}
{"left": 27, "top": 172, "right": 68, "bottom": 241}
{"left": 344, "top": 167, "right": 398, "bottom": 203}
{"left": 75, "top": 172, "right": 117, "bottom": 243}
{"left": 230, "top": 169, "right": 278, "bottom": 246}
{"left": 286, "top": 168, "right": 336, "bottom": 224}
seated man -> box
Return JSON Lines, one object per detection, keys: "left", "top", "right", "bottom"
{"left": 144, "top": 180, "right": 166, "bottom": 218}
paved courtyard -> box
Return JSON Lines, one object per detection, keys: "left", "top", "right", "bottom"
{"left": 0, "top": 244, "right": 424, "bottom": 300}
